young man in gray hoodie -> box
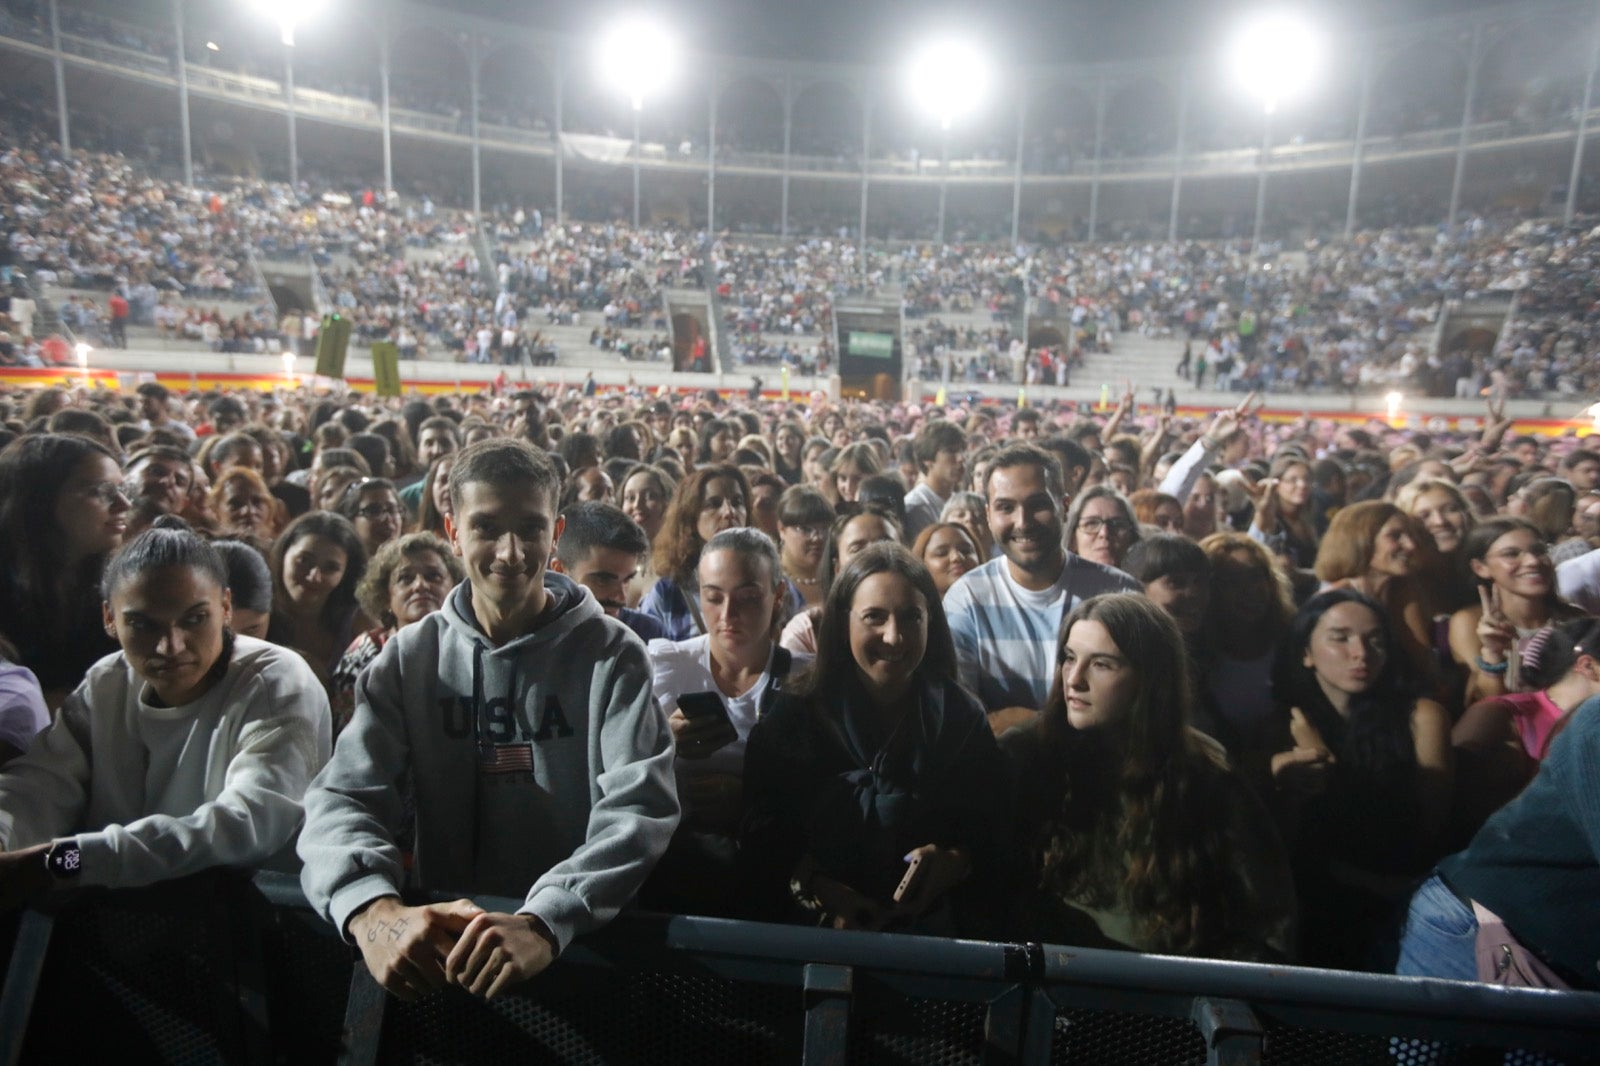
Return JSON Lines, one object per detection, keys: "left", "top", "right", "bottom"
{"left": 298, "top": 438, "right": 680, "bottom": 1001}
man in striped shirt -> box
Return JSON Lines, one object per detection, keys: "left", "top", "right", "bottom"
{"left": 942, "top": 444, "right": 1140, "bottom": 732}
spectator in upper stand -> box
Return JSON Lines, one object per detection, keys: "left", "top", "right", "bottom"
{"left": 297, "top": 439, "right": 679, "bottom": 1003}
{"left": 0, "top": 434, "right": 128, "bottom": 707}
{"left": 902, "top": 420, "right": 968, "bottom": 542}
{"left": 551, "top": 501, "right": 666, "bottom": 642}
{"left": 0, "top": 519, "right": 330, "bottom": 906}
{"left": 641, "top": 466, "right": 751, "bottom": 641}
{"left": 942, "top": 445, "right": 1139, "bottom": 735}
{"left": 108, "top": 291, "right": 129, "bottom": 348}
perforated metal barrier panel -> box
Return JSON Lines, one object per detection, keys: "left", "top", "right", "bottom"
{"left": 1, "top": 872, "right": 1597, "bottom": 1066}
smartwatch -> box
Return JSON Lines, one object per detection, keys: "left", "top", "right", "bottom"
{"left": 45, "top": 839, "right": 83, "bottom": 881}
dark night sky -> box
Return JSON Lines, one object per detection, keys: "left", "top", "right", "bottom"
{"left": 451, "top": 0, "right": 1501, "bottom": 64}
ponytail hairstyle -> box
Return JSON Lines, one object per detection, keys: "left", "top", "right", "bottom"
{"left": 1519, "top": 616, "right": 1600, "bottom": 692}
{"left": 102, "top": 515, "right": 228, "bottom": 600}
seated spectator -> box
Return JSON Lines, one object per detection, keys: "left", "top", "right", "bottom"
{"left": 1271, "top": 589, "right": 1453, "bottom": 971}
{"left": 0, "top": 519, "right": 330, "bottom": 904}
{"left": 211, "top": 467, "right": 285, "bottom": 542}
{"left": 330, "top": 533, "right": 463, "bottom": 735}
{"left": 943, "top": 445, "right": 1139, "bottom": 733}
{"left": 1065, "top": 486, "right": 1142, "bottom": 570}
{"left": 1396, "top": 692, "right": 1600, "bottom": 991}
{"left": 268, "top": 512, "right": 367, "bottom": 690}
{"left": 338, "top": 477, "right": 405, "bottom": 558}
{"left": 551, "top": 501, "right": 665, "bottom": 642}
{"left": 1003, "top": 593, "right": 1294, "bottom": 960}
{"left": 912, "top": 522, "right": 982, "bottom": 599}
{"left": 641, "top": 466, "right": 751, "bottom": 640}
{"left": 298, "top": 439, "right": 679, "bottom": 1002}
{"left": 0, "top": 434, "right": 127, "bottom": 705}
{"left": 742, "top": 544, "right": 1006, "bottom": 933}
{"left": 645, "top": 528, "right": 812, "bottom": 914}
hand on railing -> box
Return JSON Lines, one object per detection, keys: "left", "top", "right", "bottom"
{"left": 347, "top": 896, "right": 484, "bottom": 1002}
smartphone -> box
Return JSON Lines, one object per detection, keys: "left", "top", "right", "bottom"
{"left": 892, "top": 854, "right": 925, "bottom": 904}
{"left": 677, "top": 691, "right": 732, "bottom": 725}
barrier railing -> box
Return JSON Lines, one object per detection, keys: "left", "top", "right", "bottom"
{"left": 2, "top": 870, "right": 1597, "bottom": 1066}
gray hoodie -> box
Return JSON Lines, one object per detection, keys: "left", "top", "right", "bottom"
{"left": 298, "top": 572, "right": 680, "bottom": 952}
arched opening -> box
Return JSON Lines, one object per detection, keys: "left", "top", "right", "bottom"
{"left": 478, "top": 44, "right": 554, "bottom": 136}
{"left": 1369, "top": 41, "right": 1469, "bottom": 137}
{"left": 717, "top": 77, "right": 785, "bottom": 155}
{"left": 1024, "top": 81, "right": 1094, "bottom": 173}
{"left": 791, "top": 81, "right": 861, "bottom": 162}
{"left": 1103, "top": 78, "right": 1176, "bottom": 159}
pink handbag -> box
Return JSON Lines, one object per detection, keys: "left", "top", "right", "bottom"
{"left": 1471, "top": 902, "right": 1571, "bottom": 990}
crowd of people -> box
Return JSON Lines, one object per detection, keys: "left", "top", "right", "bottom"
{"left": 0, "top": 375, "right": 1596, "bottom": 1003}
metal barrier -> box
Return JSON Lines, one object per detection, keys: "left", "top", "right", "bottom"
{"left": 2, "top": 870, "right": 1597, "bottom": 1065}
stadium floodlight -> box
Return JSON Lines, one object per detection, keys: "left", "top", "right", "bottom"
{"left": 597, "top": 14, "right": 680, "bottom": 228}
{"left": 1229, "top": 10, "right": 1321, "bottom": 115}
{"left": 906, "top": 36, "right": 991, "bottom": 245}
{"left": 597, "top": 14, "right": 679, "bottom": 112}
{"left": 906, "top": 37, "right": 991, "bottom": 130}
{"left": 247, "top": 0, "right": 324, "bottom": 47}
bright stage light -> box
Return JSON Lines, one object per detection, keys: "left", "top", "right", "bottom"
{"left": 248, "top": 0, "right": 324, "bottom": 46}
{"left": 906, "top": 37, "right": 991, "bottom": 129}
{"left": 597, "top": 14, "right": 679, "bottom": 111}
{"left": 1229, "top": 10, "right": 1321, "bottom": 114}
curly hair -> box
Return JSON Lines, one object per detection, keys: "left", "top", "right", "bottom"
{"left": 354, "top": 532, "right": 464, "bottom": 629}
{"left": 652, "top": 464, "right": 751, "bottom": 584}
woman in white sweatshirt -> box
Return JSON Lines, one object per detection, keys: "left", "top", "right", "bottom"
{"left": 0, "top": 517, "right": 331, "bottom": 906}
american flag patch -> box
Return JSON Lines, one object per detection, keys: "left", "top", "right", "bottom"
{"left": 478, "top": 743, "right": 534, "bottom": 774}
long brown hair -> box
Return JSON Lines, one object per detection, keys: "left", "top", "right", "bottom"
{"left": 1030, "top": 593, "right": 1270, "bottom": 955}
{"left": 651, "top": 464, "right": 752, "bottom": 584}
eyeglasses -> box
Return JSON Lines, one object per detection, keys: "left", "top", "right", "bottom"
{"left": 1079, "top": 517, "right": 1133, "bottom": 537}
{"left": 356, "top": 505, "right": 404, "bottom": 520}
{"left": 81, "top": 482, "right": 129, "bottom": 506}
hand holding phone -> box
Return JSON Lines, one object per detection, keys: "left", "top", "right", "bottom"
{"left": 669, "top": 691, "right": 738, "bottom": 759}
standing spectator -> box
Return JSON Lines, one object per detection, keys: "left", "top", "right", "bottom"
{"left": 108, "top": 291, "right": 130, "bottom": 349}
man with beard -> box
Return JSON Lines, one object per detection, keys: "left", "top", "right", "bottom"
{"left": 942, "top": 445, "right": 1139, "bottom": 734}
{"left": 551, "top": 502, "right": 666, "bottom": 641}
{"left": 122, "top": 446, "right": 197, "bottom": 532}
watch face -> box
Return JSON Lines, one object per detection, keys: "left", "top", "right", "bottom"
{"left": 48, "top": 842, "right": 82, "bottom": 878}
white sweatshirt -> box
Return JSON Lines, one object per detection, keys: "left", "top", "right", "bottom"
{"left": 0, "top": 636, "right": 331, "bottom": 889}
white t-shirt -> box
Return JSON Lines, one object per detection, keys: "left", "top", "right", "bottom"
{"left": 647, "top": 635, "right": 811, "bottom": 782}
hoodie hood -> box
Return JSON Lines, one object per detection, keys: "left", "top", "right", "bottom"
{"left": 441, "top": 570, "right": 600, "bottom": 655}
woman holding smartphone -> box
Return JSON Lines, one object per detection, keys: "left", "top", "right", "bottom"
{"left": 645, "top": 528, "right": 811, "bottom": 914}
{"left": 742, "top": 544, "right": 1007, "bottom": 934}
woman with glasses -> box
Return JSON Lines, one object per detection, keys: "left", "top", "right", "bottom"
{"left": 776, "top": 486, "right": 833, "bottom": 610}
{"left": 330, "top": 533, "right": 463, "bottom": 735}
{"left": 1065, "top": 487, "right": 1141, "bottom": 569}
{"left": 0, "top": 435, "right": 128, "bottom": 706}
{"left": 338, "top": 478, "right": 405, "bottom": 559}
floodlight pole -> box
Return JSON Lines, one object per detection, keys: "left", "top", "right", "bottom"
{"left": 1087, "top": 76, "right": 1107, "bottom": 241}
{"left": 1565, "top": 6, "right": 1600, "bottom": 225}
{"left": 280, "top": 22, "right": 299, "bottom": 188}
{"left": 1169, "top": 68, "right": 1190, "bottom": 242}
{"left": 48, "top": 0, "right": 68, "bottom": 152}
{"left": 1345, "top": 50, "right": 1373, "bottom": 239}
{"left": 708, "top": 85, "right": 718, "bottom": 231}
{"left": 632, "top": 98, "right": 642, "bottom": 228}
{"left": 468, "top": 36, "right": 481, "bottom": 223}
{"left": 781, "top": 74, "right": 793, "bottom": 238}
{"left": 170, "top": 0, "right": 193, "bottom": 187}
{"left": 1010, "top": 91, "right": 1026, "bottom": 248}
{"left": 553, "top": 57, "right": 564, "bottom": 223}
{"left": 936, "top": 121, "right": 950, "bottom": 245}
{"left": 859, "top": 94, "right": 870, "bottom": 271}
{"left": 1447, "top": 24, "right": 1484, "bottom": 229}
{"left": 1251, "top": 104, "right": 1271, "bottom": 262}
{"left": 378, "top": 29, "right": 393, "bottom": 196}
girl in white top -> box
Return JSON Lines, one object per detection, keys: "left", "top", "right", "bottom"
{"left": 649, "top": 528, "right": 813, "bottom": 835}
{"left": 0, "top": 518, "right": 331, "bottom": 904}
